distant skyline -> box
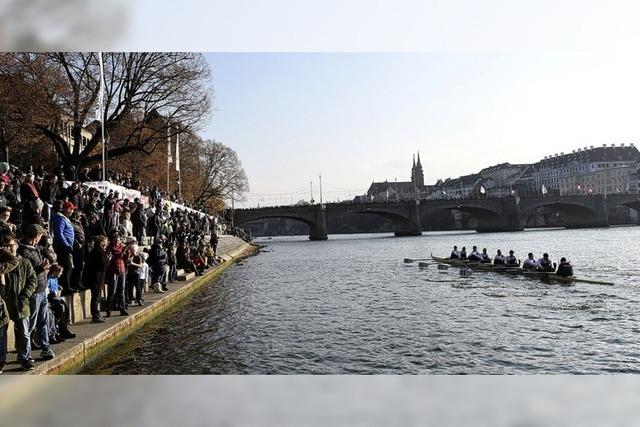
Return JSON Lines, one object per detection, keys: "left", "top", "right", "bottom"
{"left": 201, "top": 52, "right": 640, "bottom": 206}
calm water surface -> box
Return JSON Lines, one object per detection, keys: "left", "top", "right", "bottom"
{"left": 85, "top": 227, "right": 640, "bottom": 374}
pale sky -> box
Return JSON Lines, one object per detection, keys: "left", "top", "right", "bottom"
{"left": 85, "top": 0, "right": 640, "bottom": 207}
{"left": 201, "top": 52, "right": 640, "bottom": 206}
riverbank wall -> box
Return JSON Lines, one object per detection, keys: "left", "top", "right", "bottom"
{"left": 2, "top": 235, "right": 255, "bottom": 376}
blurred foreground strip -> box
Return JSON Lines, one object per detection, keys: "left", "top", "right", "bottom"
{"left": 0, "top": 0, "right": 128, "bottom": 50}
{"left": 1, "top": 376, "right": 639, "bottom": 426}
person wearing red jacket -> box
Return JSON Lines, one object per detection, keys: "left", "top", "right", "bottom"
{"left": 105, "top": 232, "right": 129, "bottom": 317}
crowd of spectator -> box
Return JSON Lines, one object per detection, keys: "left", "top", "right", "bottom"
{"left": 0, "top": 162, "right": 227, "bottom": 372}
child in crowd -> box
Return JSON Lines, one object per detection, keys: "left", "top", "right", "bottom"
{"left": 47, "top": 264, "right": 76, "bottom": 341}
{"left": 136, "top": 253, "right": 149, "bottom": 306}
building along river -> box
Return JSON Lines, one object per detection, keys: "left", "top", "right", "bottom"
{"left": 83, "top": 226, "right": 640, "bottom": 374}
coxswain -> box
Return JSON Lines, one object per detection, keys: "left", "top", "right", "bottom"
{"left": 536, "top": 253, "right": 555, "bottom": 272}
{"left": 493, "top": 249, "right": 506, "bottom": 265}
{"left": 459, "top": 246, "right": 468, "bottom": 260}
{"left": 468, "top": 246, "right": 482, "bottom": 262}
{"left": 505, "top": 250, "right": 519, "bottom": 266}
{"left": 480, "top": 248, "right": 491, "bottom": 263}
{"left": 555, "top": 257, "right": 574, "bottom": 277}
{"left": 450, "top": 245, "right": 460, "bottom": 259}
{"left": 522, "top": 252, "right": 537, "bottom": 270}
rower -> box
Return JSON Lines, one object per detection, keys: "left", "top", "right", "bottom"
{"left": 480, "top": 248, "right": 491, "bottom": 263}
{"left": 522, "top": 252, "right": 537, "bottom": 270}
{"left": 555, "top": 257, "right": 574, "bottom": 277}
{"left": 505, "top": 250, "right": 519, "bottom": 266}
{"left": 468, "top": 246, "right": 482, "bottom": 262}
{"left": 459, "top": 246, "right": 468, "bottom": 260}
{"left": 536, "top": 253, "right": 555, "bottom": 272}
{"left": 450, "top": 245, "right": 460, "bottom": 259}
{"left": 493, "top": 249, "right": 506, "bottom": 265}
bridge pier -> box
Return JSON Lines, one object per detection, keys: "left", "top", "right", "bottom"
{"left": 309, "top": 205, "right": 328, "bottom": 240}
{"left": 393, "top": 201, "right": 422, "bottom": 237}
{"left": 475, "top": 196, "right": 524, "bottom": 233}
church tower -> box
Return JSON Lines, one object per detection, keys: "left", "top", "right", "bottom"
{"left": 411, "top": 152, "right": 424, "bottom": 187}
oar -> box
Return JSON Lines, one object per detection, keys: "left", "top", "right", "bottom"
{"left": 563, "top": 277, "right": 615, "bottom": 286}
{"left": 404, "top": 258, "right": 432, "bottom": 263}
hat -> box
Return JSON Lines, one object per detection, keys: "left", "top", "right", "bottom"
{"left": 125, "top": 236, "right": 137, "bottom": 244}
{"left": 62, "top": 201, "right": 76, "bottom": 211}
{"left": 0, "top": 206, "right": 12, "bottom": 213}
{"left": 26, "top": 223, "right": 47, "bottom": 238}
{"left": 509, "top": 250, "right": 514, "bottom": 254}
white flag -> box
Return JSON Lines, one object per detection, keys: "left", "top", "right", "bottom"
{"left": 480, "top": 185, "right": 486, "bottom": 194}
{"left": 167, "top": 127, "right": 173, "bottom": 164}
{"left": 541, "top": 185, "right": 548, "bottom": 195}
{"left": 175, "top": 133, "right": 180, "bottom": 172}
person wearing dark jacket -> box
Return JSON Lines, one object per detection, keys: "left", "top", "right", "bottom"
{"left": 18, "top": 224, "right": 55, "bottom": 360}
{"left": 148, "top": 237, "right": 167, "bottom": 293}
{"left": 85, "top": 235, "right": 108, "bottom": 322}
{"left": 70, "top": 212, "right": 86, "bottom": 290}
{"left": 0, "top": 234, "right": 38, "bottom": 370}
{"left": 131, "top": 201, "right": 147, "bottom": 244}
{"left": 556, "top": 257, "right": 574, "bottom": 277}
{"left": 0, "top": 248, "right": 20, "bottom": 373}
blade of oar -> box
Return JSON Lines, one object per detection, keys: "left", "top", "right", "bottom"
{"left": 404, "top": 258, "right": 432, "bottom": 263}
{"left": 568, "top": 278, "right": 615, "bottom": 286}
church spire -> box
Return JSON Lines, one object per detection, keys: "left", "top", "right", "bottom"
{"left": 417, "top": 151, "right": 422, "bottom": 167}
{"left": 412, "top": 153, "right": 416, "bottom": 168}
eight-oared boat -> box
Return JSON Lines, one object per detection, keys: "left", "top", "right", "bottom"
{"left": 430, "top": 254, "right": 614, "bottom": 286}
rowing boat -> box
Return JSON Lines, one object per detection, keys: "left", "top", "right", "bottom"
{"left": 430, "top": 254, "right": 614, "bottom": 286}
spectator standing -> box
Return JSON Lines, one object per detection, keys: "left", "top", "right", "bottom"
{"left": 70, "top": 211, "right": 86, "bottom": 290}
{"left": 51, "top": 201, "right": 76, "bottom": 294}
{"left": 0, "top": 248, "right": 20, "bottom": 373}
{"left": 0, "top": 234, "right": 37, "bottom": 370}
{"left": 131, "top": 200, "right": 147, "bottom": 244}
{"left": 85, "top": 235, "right": 107, "bottom": 323}
{"left": 18, "top": 224, "right": 55, "bottom": 360}
{"left": 148, "top": 236, "right": 167, "bottom": 293}
{"left": 106, "top": 232, "right": 128, "bottom": 317}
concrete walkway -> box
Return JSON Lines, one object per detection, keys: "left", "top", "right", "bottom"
{"left": 1, "top": 235, "right": 254, "bottom": 375}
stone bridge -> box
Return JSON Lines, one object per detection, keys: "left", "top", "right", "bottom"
{"left": 234, "top": 194, "right": 640, "bottom": 240}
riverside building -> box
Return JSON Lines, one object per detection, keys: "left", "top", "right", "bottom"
{"left": 516, "top": 144, "right": 640, "bottom": 196}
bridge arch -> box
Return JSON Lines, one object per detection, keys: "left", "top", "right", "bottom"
{"left": 234, "top": 206, "right": 328, "bottom": 240}
{"left": 325, "top": 202, "right": 422, "bottom": 236}
{"left": 519, "top": 196, "right": 609, "bottom": 228}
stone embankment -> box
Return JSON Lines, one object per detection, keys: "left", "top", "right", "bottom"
{"left": 1, "top": 235, "right": 255, "bottom": 376}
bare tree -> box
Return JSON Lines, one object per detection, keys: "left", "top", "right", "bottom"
{"left": 22, "top": 52, "right": 212, "bottom": 176}
{"left": 0, "top": 53, "right": 58, "bottom": 163}
{"left": 189, "top": 139, "right": 249, "bottom": 210}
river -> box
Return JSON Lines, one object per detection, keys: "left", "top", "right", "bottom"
{"left": 83, "top": 226, "right": 640, "bottom": 374}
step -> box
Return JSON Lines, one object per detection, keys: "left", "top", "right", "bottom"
{"left": 176, "top": 269, "right": 185, "bottom": 276}
{"left": 176, "top": 271, "right": 196, "bottom": 281}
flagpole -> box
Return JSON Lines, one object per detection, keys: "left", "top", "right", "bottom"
{"left": 98, "top": 52, "right": 106, "bottom": 182}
